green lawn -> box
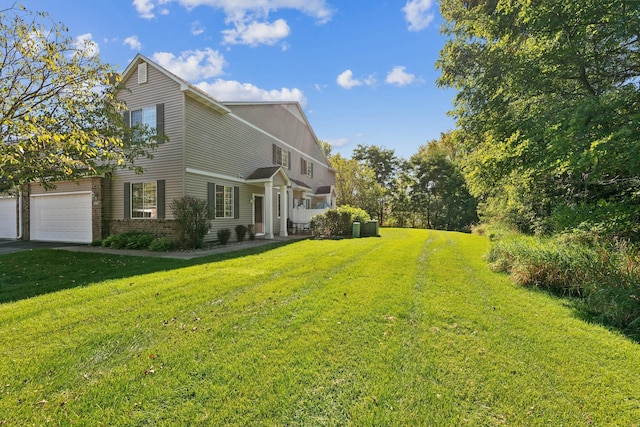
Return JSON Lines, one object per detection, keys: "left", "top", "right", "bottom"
{"left": 1, "top": 229, "right": 639, "bottom": 425}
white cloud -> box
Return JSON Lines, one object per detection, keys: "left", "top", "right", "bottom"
{"left": 326, "top": 138, "right": 350, "bottom": 147}
{"left": 134, "top": 1, "right": 333, "bottom": 46}
{"left": 364, "top": 74, "right": 378, "bottom": 87}
{"left": 402, "top": 0, "right": 435, "bottom": 31}
{"left": 133, "top": 0, "right": 333, "bottom": 23}
{"left": 191, "top": 21, "right": 205, "bottom": 36}
{"left": 196, "top": 80, "right": 307, "bottom": 108}
{"left": 222, "top": 19, "right": 290, "bottom": 46}
{"left": 133, "top": 0, "right": 156, "bottom": 19}
{"left": 337, "top": 70, "right": 377, "bottom": 89}
{"left": 123, "top": 35, "right": 142, "bottom": 51}
{"left": 336, "top": 70, "right": 362, "bottom": 89}
{"left": 151, "top": 48, "right": 226, "bottom": 80}
{"left": 385, "top": 66, "right": 416, "bottom": 86}
{"left": 73, "top": 33, "right": 99, "bottom": 58}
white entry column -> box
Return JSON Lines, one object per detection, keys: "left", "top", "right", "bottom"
{"left": 279, "top": 185, "right": 288, "bottom": 237}
{"left": 264, "top": 182, "right": 274, "bottom": 239}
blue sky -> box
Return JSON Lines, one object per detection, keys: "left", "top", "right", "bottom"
{"left": 24, "top": 0, "right": 456, "bottom": 160}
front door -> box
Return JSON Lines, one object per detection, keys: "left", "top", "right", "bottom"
{"left": 254, "top": 195, "right": 264, "bottom": 234}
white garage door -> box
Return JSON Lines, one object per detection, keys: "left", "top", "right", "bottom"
{"left": 30, "top": 192, "right": 92, "bottom": 243}
{"left": 0, "top": 196, "right": 18, "bottom": 239}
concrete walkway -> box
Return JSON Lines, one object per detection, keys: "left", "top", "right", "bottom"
{"left": 0, "top": 235, "right": 310, "bottom": 259}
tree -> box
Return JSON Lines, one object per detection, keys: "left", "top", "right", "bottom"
{"left": 329, "top": 153, "right": 384, "bottom": 217}
{"left": 0, "top": 5, "right": 156, "bottom": 193}
{"left": 411, "top": 141, "right": 478, "bottom": 231}
{"left": 318, "top": 139, "right": 332, "bottom": 158}
{"left": 352, "top": 144, "right": 400, "bottom": 225}
{"left": 389, "top": 160, "right": 415, "bottom": 228}
{"left": 437, "top": 0, "right": 640, "bottom": 235}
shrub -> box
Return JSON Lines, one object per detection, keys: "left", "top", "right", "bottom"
{"left": 217, "top": 228, "right": 231, "bottom": 245}
{"left": 90, "top": 239, "right": 102, "bottom": 247}
{"left": 235, "top": 224, "right": 248, "bottom": 242}
{"left": 101, "top": 231, "right": 156, "bottom": 250}
{"left": 170, "top": 196, "right": 211, "bottom": 249}
{"left": 310, "top": 205, "right": 371, "bottom": 237}
{"left": 487, "top": 231, "right": 640, "bottom": 338}
{"left": 148, "top": 237, "right": 176, "bottom": 252}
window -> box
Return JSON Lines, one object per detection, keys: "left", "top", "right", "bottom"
{"left": 301, "top": 158, "right": 313, "bottom": 177}
{"left": 273, "top": 145, "right": 289, "bottom": 168}
{"left": 131, "top": 182, "right": 157, "bottom": 218}
{"left": 131, "top": 106, "right": 156, "bottom": 130}
{"left": 215, "top": 185, "right": 234, "bottom": 218}
{"left": 303, "top": 197, "right": 311, "bottom": 209}
{"left": 277, "top": 192, "right": 282, "bottom": 218}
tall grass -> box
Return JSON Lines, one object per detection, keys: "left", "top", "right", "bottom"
{"left": 487, "top": 232, "right": 640, "bottom": 338}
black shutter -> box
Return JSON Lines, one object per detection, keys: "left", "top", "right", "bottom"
{"left": 208, "top": 182, "right": 215, "bottom": 218}
{"left": 156, "top": 104, "right": 164, "bottom": 139}
{"left": 273, "top": 144, "right": 277, "bottom": 164}
{"left": 123, "top": 111, "right": 131, "bottom": 142}
{"left": 288, "top": 151, "right": 291, "bottom": 170}
{"left": 156, "top": 180, "right": 165, "bottom": 219}
{"left": 310, "top": 163, "right": 313, "bottom": 178}
{"left": 124, "top": 182, "right": 130, "bottom": 219}
{"left": 301, "top": 158, "right": 305, "bottom": 174}
{"left": 234, "top": 186, "right": 240, "bottom": 219}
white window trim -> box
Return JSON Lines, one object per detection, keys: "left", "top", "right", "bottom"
{"left": 131, "top": 106, "right": 156, "bottom": 130}
{"left": 215, "top": 184, "right": 234, "bottom": 218}
{"left": 131, "top": 182, "right": 157, "bottom": 219}
{"left": 275, "top": 146, "right": 288, "bottom": 168}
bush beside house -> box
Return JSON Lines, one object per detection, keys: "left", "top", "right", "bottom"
{"left": 310, "top": 206, "right": 370, "bottom": 237}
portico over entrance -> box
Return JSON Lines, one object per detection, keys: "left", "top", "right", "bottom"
{"left": 246, "top": 166, "right": 291, "bottom": 239}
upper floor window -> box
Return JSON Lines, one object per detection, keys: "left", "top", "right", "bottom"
{"left": 125, "top": 104, "right": 164, "bottom": 141}
{"left": 131, "top": 106, "right": 156, "bottom": 131}
{"left": 215, "top": 184, "right": 234, "bottom": 218}
{"left": 301, "top": 158, "right": 313, "bottom": 177}
{"left": 273, "top": 144, "right": 290, "bottom": 169}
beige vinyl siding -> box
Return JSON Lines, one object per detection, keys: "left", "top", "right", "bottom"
{"left": 29, "top": 179, "right": 93, "bottom": 195}
{"left": 185, "top": 172, "right": 253, "bottom": 242}
{"left": 107, "top": 59, "right": 185, "bottom": 220}
{"left": 184, "top": 97, "right": 277, "bottom": 179}
{"left": 224, "top": 104, "right": 335, "bottom": 191}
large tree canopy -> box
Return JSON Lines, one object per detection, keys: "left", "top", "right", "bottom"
{"left": 437, "top": 0, "right": 640, "bottom": 234}
{"left": 0, "top": 5, "right": 155, "bottom": 192}
{"left": 329, "top": 153, "right": 383, "bottom": 218}
{"left": 352, "top": 144, "right": 400, "bottom": 225}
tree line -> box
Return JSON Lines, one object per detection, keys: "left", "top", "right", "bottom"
{"left": 437, "top": 0, "right": 640, "bottom": 239}
{"left": 326, "top": 137, "right": 478, "bottom": 232}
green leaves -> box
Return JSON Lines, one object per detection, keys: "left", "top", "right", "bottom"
{"left": 0, "top": 5, "right": 156, "bottom": 191}
{"left": 438, "top": 0, "right": 640, "bottom": 234}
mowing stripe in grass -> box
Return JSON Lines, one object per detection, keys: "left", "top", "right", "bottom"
{"left": 1, "top": 229, "right": 639, "bottom": 425}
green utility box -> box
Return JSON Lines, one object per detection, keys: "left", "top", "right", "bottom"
{"left": 361, "top": 220, "right": 379, "bottom": 237}
{"left": 352, "top": 222, "right": 361, "bottom": 238}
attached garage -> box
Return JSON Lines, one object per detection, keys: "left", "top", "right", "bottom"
{"left": 30, "top": 192, "right": 93, "bottom": 243}
{"left": 0, "top": 196, "right": 18, "bottom": 239}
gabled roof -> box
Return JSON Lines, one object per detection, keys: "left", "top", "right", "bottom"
{"left": 290, "top": 178, "right": 312, "bottom": 191}
{"left": 246, "top": 166, "right": 291, "bottom": 186}
{"left": 120, "top": 53, "right": 231, "bottom": 115}
{"left": 316, "top": 186, "right": 332, "bottom": 195}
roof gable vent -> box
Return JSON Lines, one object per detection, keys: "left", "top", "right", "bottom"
{"left": 138, "top": 62, "right": 147, "bottom": 84}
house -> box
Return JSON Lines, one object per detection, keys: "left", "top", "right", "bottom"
{"left": 0, "top": 54, "right": 336, "bottom": 243}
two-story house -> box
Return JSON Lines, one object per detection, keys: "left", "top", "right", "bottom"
{"left": 0, "top": 54, "right": 336, "bottom": 243}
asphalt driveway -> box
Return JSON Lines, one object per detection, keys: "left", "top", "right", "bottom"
{"left": 0, "top": 239, "right": 78, "bottom": 255}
